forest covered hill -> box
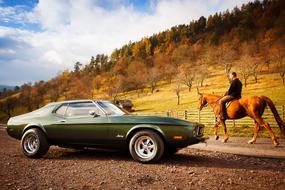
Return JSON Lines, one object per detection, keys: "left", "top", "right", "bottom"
{"left": 0, "top": 0, "right": 285, "bottom": 122}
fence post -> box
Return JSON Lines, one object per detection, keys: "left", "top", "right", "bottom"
{"left": 167, "top": 111, "right": 171, "bottom": 117}
{"left": 184, "top": 110, "right": 188, "bottom": 120}
{"left": 198, "top": 110, "right": 201, "bottom": 123}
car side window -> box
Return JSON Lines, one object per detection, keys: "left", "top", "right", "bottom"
{"left": 55, "top": 104, "right": 68, "bottom": 116}
{"left": 65, "top": 102, "right": 104, "bottom": 117}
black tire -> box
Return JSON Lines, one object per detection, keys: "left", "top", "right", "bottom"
{"left": 21, "top": 128, "right": 49, "bottom": 158}
{"left": 129, "top": 130, "right": 164, "bottom": 163}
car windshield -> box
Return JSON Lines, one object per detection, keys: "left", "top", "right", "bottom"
{"left": 97, "top": 101, "right": 126, "bottom": 116}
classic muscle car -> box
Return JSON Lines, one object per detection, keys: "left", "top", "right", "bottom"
{"left": 7, "top": 100, "right": 205, "bottom": 163}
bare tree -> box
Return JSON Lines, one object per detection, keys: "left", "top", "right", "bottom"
{"left": 241, "top": 41, "right": 260, "bottom": 83}
{"left": 147, "top": 67, "right": 160, "bottom": 93}
{"left": 195, "top": 51, "right": 210, "bottom": 87}
{"left": 274, "top": 46, "right": 285, "bottom": 84}
{"left": 251, "top": 59, "right": 259, "bottom": 83}
{"left": 237, "top": 54, "right": 253, "bottom": 87}
{"left": 174, "top": 75, "right": 182, "bottom": 105}
{"left": 178, "top": 64, "right": 195, "bottom": 92}
{"left": 214, "top": 43, "right": 238, "bottom": 81}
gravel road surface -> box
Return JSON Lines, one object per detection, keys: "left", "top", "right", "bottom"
{"left": 0, "top": 126, "right": 285, "bottom": 190}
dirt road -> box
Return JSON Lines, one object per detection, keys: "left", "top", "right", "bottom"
{"left": 0, "top": 127, "right": 285, "bottom": 190}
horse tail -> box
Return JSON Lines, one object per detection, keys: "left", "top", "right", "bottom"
{"left": 261, "top": 96, "right": 285, "bottom": 137}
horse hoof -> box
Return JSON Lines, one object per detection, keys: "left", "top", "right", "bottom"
{"left": 248, "top": 140, "right": 255, "bottom": 144}
{"left": 222, "top": 139, "right": 228, "bottom": 143}
{"left": 215, "top": 136, "right": 219, "bottom": 140}
{"left": 273, "top": 142, "right": 279, "bottom": 147}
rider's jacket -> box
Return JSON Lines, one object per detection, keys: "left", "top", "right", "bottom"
{"left": 226, "top": 78, "right": 242, "bottom": 99}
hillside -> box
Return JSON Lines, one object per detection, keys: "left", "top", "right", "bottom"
{"left": 0, "top": 85, "right": 16, "bottom": 92}
{"left": 0, "top": 0, "right": 285, "bottom": 124}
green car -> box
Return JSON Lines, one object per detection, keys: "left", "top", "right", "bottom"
{"left": 7, "top": 100, "right": 205, "bottom": 163}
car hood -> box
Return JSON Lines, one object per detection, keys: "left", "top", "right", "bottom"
{"left": 108, "top": 115, "right": 195, "bottom": 126}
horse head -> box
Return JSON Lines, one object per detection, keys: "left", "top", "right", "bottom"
{"left": 197, "top": 87, "right": 207, "bottom": 111}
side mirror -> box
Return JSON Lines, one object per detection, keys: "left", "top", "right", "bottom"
{"left": 89, "top": 110, "right": 100, "bottom": 117}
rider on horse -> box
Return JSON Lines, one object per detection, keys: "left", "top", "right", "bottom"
{"left": 219, "top": 72, "right": 242, "bottom": 119}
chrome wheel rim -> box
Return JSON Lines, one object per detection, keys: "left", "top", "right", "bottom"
{"left": 23, "top": 134, "right": 39, "bottom": 154}
{"left": 134, "top": 136, "right": 157, "bottom": 159}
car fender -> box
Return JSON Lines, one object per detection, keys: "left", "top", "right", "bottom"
{"left": 126, "top": 124, "right": 166, "bottom": 141}
{"left": 23, "top": 123, "right": 47, "bottom": 135}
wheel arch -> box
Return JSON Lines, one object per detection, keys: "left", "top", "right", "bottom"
{"left": 22, "top": 123, "right": 47, "bottom": 136}
{"left": 126, "top": 124, "right": 167, "bottom": 144}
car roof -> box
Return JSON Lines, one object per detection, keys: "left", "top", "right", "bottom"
{"left": 47, "top": 99, "right": 109, "bottom": 106}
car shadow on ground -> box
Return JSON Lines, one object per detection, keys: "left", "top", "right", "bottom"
{"left": 44, "top": 147, "right": 132, "bottom": 162}
{"left": 43, "top": 147, "right": 285, "bottom": 173}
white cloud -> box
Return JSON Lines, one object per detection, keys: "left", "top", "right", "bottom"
{"left": 0, "top": 48, "right": 15, "bottom": 55}
{"left": 0, "top": 0, "right": 251, "bottom": 85}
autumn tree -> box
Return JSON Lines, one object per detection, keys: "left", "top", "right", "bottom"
{"left": 153, "top": 54, "right": 176, "bottom": 83}
{"left": 105, "top": 74, "right": 125, "bottom": 101}
{"left": 32, "top": 81, "right": 46, "bottom": 108}
{"left": 171, "top": 44, "right": 191, "bottom": 67}
{"left": 93, "top": 75, "right": 102, "bottom": 93}
{"left": 19, "top": 83, "right": 33, "bottom": 111}
{"left": 126, "top": 60, "right": 147, "bottom": 97}
{"left": 0, "top": 96, "right": 18, "bottom": 118}
{"left": 48, "top": 79, "right": 61, "bottom": 102}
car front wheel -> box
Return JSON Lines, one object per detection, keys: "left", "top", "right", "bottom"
{"left": 129, "top": 130, "right": 164, "bottom": 163}
{"left": 21, "top": 128, "right": 49, "bottom": 158}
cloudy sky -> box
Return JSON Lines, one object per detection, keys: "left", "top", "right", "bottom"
{"left": 0, "top": 0, "right": 251, "bottom": 86}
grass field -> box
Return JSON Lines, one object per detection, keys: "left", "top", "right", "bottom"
{"left": 122, "top": 66, "right": 285, "bottom": 114}
{"left": 113, "top": 65, "right": 285, "bottom": 138}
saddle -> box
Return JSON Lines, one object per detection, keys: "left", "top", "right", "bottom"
{"left": 225, "top": 98, "right": 239, "bottom": 108}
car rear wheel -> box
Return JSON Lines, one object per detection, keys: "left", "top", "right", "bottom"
{"left": 129, "top": 130, "right": 164, "bottom": 163}
{"left": 21, "top": 128, "right": 49, "bottom": 158}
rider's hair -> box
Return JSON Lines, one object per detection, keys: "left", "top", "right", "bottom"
{"left": 231, "top": 72, "right": 237, "bottom": 77}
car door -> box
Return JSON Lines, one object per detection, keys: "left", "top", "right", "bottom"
{"left": 51, "top": 101, "right": 109, "bottom": 145}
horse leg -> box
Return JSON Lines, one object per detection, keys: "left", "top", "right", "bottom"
{"left": 248, "top": 121, "right": 260, "bottom": 144}
{"left": 220, "top": 119, "right": 229, "bottom": 143}
{"left": 214, "top": 121, "right": 220, "bottom": 140}
{"left": 256, "top": 118, "right": 279, "bottom": 146}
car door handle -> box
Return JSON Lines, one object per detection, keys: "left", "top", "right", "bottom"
{"left": 60, "top": 120, "right": 66, "bottom": 123}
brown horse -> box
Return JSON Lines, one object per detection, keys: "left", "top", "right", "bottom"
{"left": 197, "top": 91, "right": 285, "bottom": 146}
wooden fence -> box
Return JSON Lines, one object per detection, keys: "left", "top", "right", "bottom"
{"left": 136, "top": 105, "right": 285, "bottom": 128}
